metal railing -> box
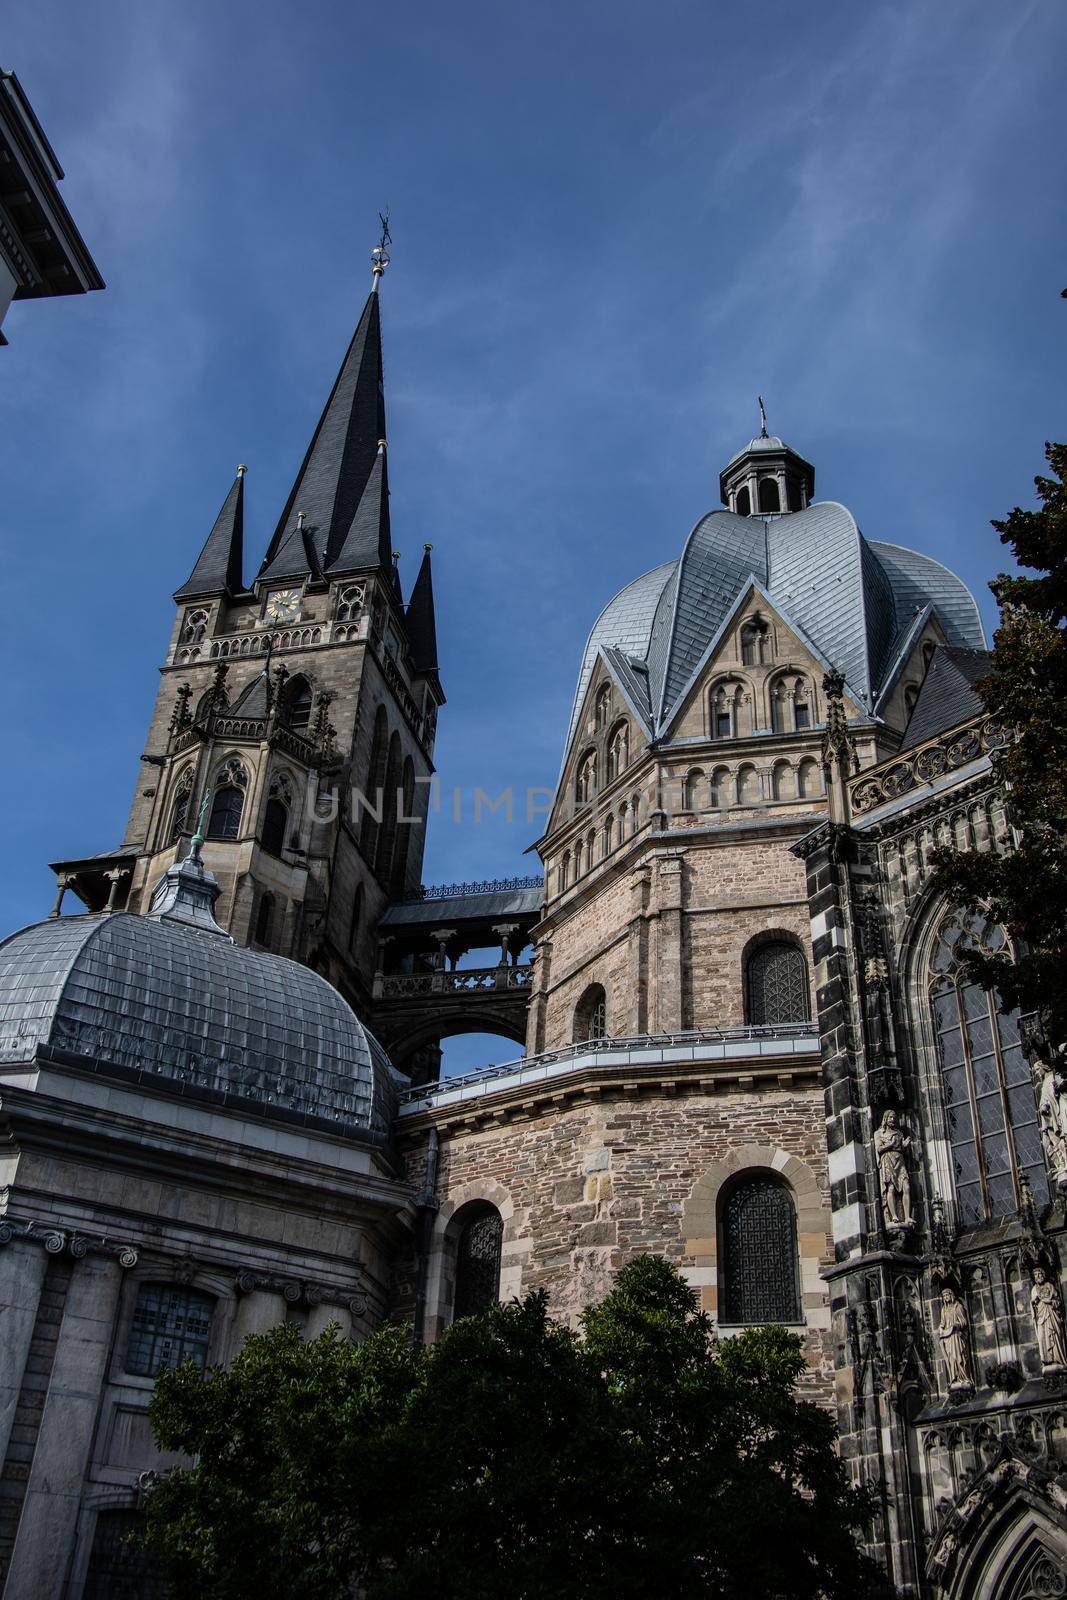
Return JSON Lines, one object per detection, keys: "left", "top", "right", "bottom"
{"left": 396, "top": 875, "right": 544, "bottom": 904}
{"left": 397, "top": 1021, "right": 819, "bottom": 1106}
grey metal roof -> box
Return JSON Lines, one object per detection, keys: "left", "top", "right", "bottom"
{"left": 0, "top": 899, "right": 399, "bottom": 1135}
{"left": 381, "top": 885, "right": 543, "bottom": 928}
{"left": 560, "top": 494, "right": 988, "bottom": 774}
{"left": 899, "top": 645, "right": 990, "bottom": 749}
{"left": 174, "top": 470, "right": 245, "bottom": 600}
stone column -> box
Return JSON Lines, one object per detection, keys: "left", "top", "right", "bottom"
{"left": 229, "top": 1288, "right": 287, "bottom": 1355}
{"left": 491, "top": 923, "right": 520, "bottom": 968}
{"left": 527, "top": 935, "right": 552, "bottom": 1054}
{"left": 4, "top": 1256, "right": 124, "bottom": 1600}
{"left": 103, "top": 868, "right": 128, "bottom": 913}
{"left": 0, "top": 1242, "right": 47, "bottom": 1467}
{"left": 305, "top": 1301, "right": 353, "bottom": 1341}
{"left": 628, "top": 867, "right": 651, "bottom": 1035}
{"left": 49, "top": 875, "right": 73, "bottom": 919}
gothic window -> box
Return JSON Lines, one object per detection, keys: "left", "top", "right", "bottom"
{"left": 376, "top": 731, "right": 403, "bottom": 880}
{"left": 281, "top": 675, "right": 313, "bottom": 731}
{"left": 758, "top": 478, "right": 781, "bottom": 514}
{"left": 740, "top": 619, "right": 768, "bottom": 666}
{"left": 595, "top": 684, "right": 612, "bottom": 730}
{"left": 125, "top": 1284, "right": 214, "bottom": 1377}
{"left": 720, "top": 1175, "right": 802, "bottom": 1325}
{"left": 390, "top": 758, "right": 416, "bottom": 894}
{"left": 336, "top": 583, "right": 365, "bottom": 622}
{"left": 745, "top": 940, "right": 811, "bottom": 1025}
{"left": 181, "top": 608, "right": 208, "bottom": 645}
{"left": 797, "top": 757, "right": 821, "bottom": 798}
{"left": 254, "top": 891, "right": 275, "bottom": 947}
{"left": 348, "top": 885, "right": 363, "bottom": 955}
{"left": 169, "top": 772, "right": 193, "bottom": 842}
{"left": 576, "top": 749, "right": 598, "bottom": 806}
{"left": 453, "top": 1206, "right": 503, "bottom": 1321}
{"left": 607, "top": 720, "right": 630, "bottom": 781}
{"left": 82, "top": 1509, "right": 164, "bottom": 1600}
{"left": 929, "top": 909, "right": 1048, "bottom": 1226}
{"left": 262, "top": 797, "right": 288, "bottom": 856}
{"left": 207, "top": 761, "right": 247, "bottom": 841}
{"left": 360, "top": 706, "right": 389, "bottom": 859}
{"left": 735, "top": 485, "right": 751, "bottom": 517}
{"left": 574, "top": 983, "right": 607, "bottom": 1043}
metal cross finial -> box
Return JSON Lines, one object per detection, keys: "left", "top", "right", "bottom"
{"left": 371, "top": 208, "right": 391, "bottom": 283}
{"left": 758, "top": 396, "right": 768, "bottom": 438}
{"left": 190, "top": 790, "right": 211, "bottom": 862}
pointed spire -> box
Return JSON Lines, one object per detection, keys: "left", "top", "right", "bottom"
{"left": 391, "top": 549, "right": 403, "bottom": 607}
{"left": 175, "top": 466, "right": 246, "bottom": 600}
{"left": 406, "top": 544, "right": 439, "bottom": 674}
{"left": 329, "top": 441, "right": 392, "bottom": 576}
{"left": 258, "top": 287, "right": 387, "bottom": 583}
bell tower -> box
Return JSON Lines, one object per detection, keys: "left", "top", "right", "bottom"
{"left": 49, "top": 233, "right": 444, "bottom": 1014}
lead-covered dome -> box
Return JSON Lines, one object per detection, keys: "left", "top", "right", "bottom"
{"left": 0, "top": 851, "right": 400, "bottom": 1137}
{"left": 564, "top": 434, "right": 985, "bottom": 754}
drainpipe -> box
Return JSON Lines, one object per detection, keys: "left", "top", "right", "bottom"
{"left": 411, "top": 1125, "right": 439, "bottom": 1346}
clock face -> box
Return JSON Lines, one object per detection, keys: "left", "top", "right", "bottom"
{"left": 264, "top": 587, "right": 301, "bottom": 623}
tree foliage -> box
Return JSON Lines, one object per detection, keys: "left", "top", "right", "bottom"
{"left": 932, "top": 441, "right": 1067, "bottom": 1045}
{"left": 142, "top": 1256, "right": 877, "bottom": 1599}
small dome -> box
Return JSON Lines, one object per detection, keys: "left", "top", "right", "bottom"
{"left": 724, "top": 433, "right": 788, "bottom": 466}
{"left": 0, "top": 906, "right": 400, "bottom": 1136}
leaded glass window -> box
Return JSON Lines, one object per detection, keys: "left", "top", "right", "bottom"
{"left": 720, "top": 1176, "right": 801, "bottom": 1325}
{"left": 125, "top": 1284, "right": 214, "bottom": 1377}
{"left": 82, "top": 1510, "right": 164, "bottom": 1600}
{"left": 169, "top": 776, "right": 191, "bottom": 842}
{"left": 930, "top": 910, "right": 1047, "bottom": 1226}
{"left": 746, "top": 940, "right": 811, "bottom": 1025}
{"left": 453, "top": 1208, "right": 503, "bottom": 1320}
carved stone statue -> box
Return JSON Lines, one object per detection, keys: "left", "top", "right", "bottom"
{"left": 1033, "top": 1057, "right": 1067, "bottom": 1188}
{"left": 937, "top": 1287, "right": 973, "bottom": 1391}
{"left": 874, "top": 1110, "right": 914, "bottom": 1229}
{"left": 1031, "top": 1267, "right": 1067, "bottom": 1373}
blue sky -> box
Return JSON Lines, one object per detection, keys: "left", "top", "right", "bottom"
{"left": 1, "top": 0, "right": 1064, "bottom": 1069}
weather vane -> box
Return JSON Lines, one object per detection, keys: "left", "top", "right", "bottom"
{"left": 371, "top": 209, "right": 392, "bottom": 281}
{"left": 758, "top": 396, "right": 768, "bottom": 438}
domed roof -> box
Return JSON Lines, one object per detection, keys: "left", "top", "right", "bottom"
{"left": 564, "top": 495, "right": 985, "bottom": 754}
{"left": 0, "top": 857, "right": 400, "bottom": 1137}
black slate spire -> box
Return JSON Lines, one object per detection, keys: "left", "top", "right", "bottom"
{"left": 406, "top": 544, "right": 439, "bottom": 674}
{"left": 175, "top": 467, "right": 246, "bottom": 600}
{"left": 329, "top": 443, "right": 392, "bottom": 576}
{"left": 258, "top": 288, "right": 387, "bottom": 584}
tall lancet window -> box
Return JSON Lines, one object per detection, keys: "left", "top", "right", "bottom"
{"left": 453, "top": 1205, "right": 503, "bottom": 1321}
{"left": 929, "top": 909, "right": 1047, "bottom": 1226}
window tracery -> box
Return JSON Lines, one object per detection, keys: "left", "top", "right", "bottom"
{"left": 929, "top": 909, "right": 1047, "bottom": 1225}
{"left": 207, "top": 758, "right": 247, "bottom": 841}
{"left": 336, "top": 583, "right": 365, "bottom": 622}
{"left": 181, "top": 608, "right": 208, "bottom": 646}
{"left": 745, "top": 939, "right": 811, "bottom": 1024}
{"left": 169, "top": 769, "right": 193, "bottom": 842}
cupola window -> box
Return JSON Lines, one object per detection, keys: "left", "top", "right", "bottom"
{"left": 735, "top": 486, "right": 751, "bottom": 517}
{"left": 758, "top": 478, "right": 781, "bottom": 514}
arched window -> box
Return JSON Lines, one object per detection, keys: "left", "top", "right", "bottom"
{"left": 797, "top": 757, "right": 821, "bottom": 798}
{"left": 607, "top": 720, "right": 630, "bottom": 781}
{"left": 169, "top": 771, "right": 193, "bottom": 842}
{"left": 745, "top": 939, "right": 811, "bottom": 1024}
{"left": 348, "top": 885, "right": 363, "bottom": 955}
{"left": 758, "top": 478, "right": 781, "bottom": 514}
{"left": 735, "top": 486, "right": 751, "bottom": 517}
{"left": 453, "top": 1205, "right": 503, "bottom": 1321}
{"left": 181, "top": 608, "right": 208, "bottom": 645}
{"left": 360, "top": 705, "right": 389, "bottom": 859}
{"left": 929, "top": 909, "right": 1047, "bottom": 1225}
{"left": 740, "top": 619, "right": 768, "bottom": 666}
{"left": 262, "top": 797, "right": 288, "bottom": 856}
{"left": 558, "top": 852, "right": 570, "bottom": 893}
{"left": 254, "top": 891, "right": 275, "bottom": 946}
{"left": 207, "top": 761, "right": 247, "bottom": 840}
{"left": 336, "top": 583, "right": 365, "bottom": 622}
{"left": 281, "top": 675, "right": 312, "bottom": 731}
{"left": 720, "top": 1174, "right": 801, "bottom": 1325}
{"left": 736, "top": 764, "right": 760, "bottom": 806}
{"left": 576, "top": 749, "right": 598, "bottom": 806}
{"left": 710, "top": 681, "right": 741, "bottom": 740}
{"left": 574, "top": 983, "right": 607, "bottom": 1043}
{"left": 770, "top": 673, "right": 812, "bottom": 734}
{"left": 390, "top": 758, "right": 417, "bottom": 894}
{"left": 603, "top": 814, "right": 614, "bottom": 855}
{"left": 376, "top": 731, "right": 403, "bottom": 879}
{"left": 594, "top": 684, "right": 612, "bottom": 730}
{"left": 711, "top": 766, "right": 730, "bottom": 808}
{"left": 82, "top": 1509, "right": 160, "bottom": 1600}
{"left": 125, "top": 1283, "right": 215, "bottom": 1376}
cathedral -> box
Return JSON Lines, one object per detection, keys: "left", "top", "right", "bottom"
{"left": 1, "top": 244, "right": 1065, "bottom": 1600}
